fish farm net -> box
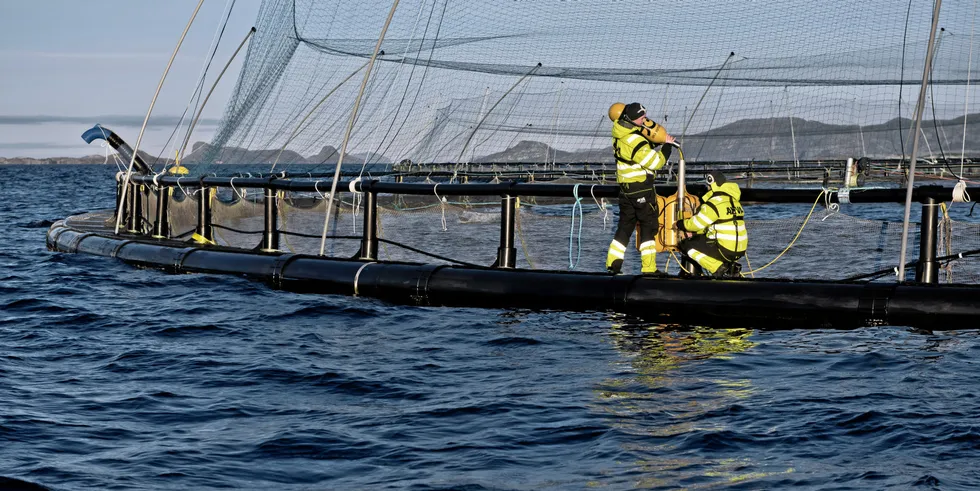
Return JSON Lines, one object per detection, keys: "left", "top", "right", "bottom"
{"left": 83, "top": 180, "right": 979, "bottom": 285}
{"left": 168, "top": 0, "right": 980, "bottom": 177}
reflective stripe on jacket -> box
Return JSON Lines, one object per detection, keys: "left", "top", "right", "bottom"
{"left": 682, "top": 181, "right": 748, "bottom": 254}
{"left": 612, "top": 120, "right": 667, "bottom": 183}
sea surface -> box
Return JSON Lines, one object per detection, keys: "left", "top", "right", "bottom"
{"left": 2, "top": 164, "right": 980, "bottom": 490}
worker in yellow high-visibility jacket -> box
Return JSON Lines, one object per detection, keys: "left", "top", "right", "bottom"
{"left": 676, "top": 171, "right": 748, "bottom": 278}
{"left": 605, "top": 102, "right": 675, "bottom": 275}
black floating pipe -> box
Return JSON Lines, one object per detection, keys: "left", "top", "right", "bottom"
{"left": 497, "top": 195, "right": 517, "bottom": 268}
{"left": 916, "top": 197, "right": 939, "bottom": 284}
{"left": 196, "top": 187, "right": 213, "bottom": 243}
{"left": 360, "top": 190, "right": 378, "bottom": 260}
{"left": 153, "top": 186, "right": 170, "bottom": 239}
{"left": 261, "top": 188, "right": 279, "bottom": 252}
{"left": 45, "top": 222, "right": 980, "bottom": 331}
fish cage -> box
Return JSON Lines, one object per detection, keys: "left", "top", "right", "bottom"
{"left": 47, "top": 161, "right": 980, "bottom": 330}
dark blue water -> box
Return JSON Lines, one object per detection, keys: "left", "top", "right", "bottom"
{"left": 3, "top": 165, "right": 980, "bottom": 490}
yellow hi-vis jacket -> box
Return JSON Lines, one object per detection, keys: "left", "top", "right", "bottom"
{"left": 612, "top": 120, "right": 668, "bottom": 183}
{"left": 681, "top": 181, "right": 748, "bottom": 254}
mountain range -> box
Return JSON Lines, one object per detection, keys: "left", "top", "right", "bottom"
{"left": 5, "top": 113, "right": 980, "bottom": 165}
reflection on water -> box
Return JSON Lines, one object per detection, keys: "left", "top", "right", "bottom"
{"left": 596, "top": 317, "right": 795, "bottom": 488}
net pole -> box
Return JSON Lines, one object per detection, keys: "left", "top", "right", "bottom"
{"left": 320, "top": 0, "right": 401, "bottom": 256}
{"left": 271, "top": 59, "right": 371, "bottom": 172}
{"left": 898, "top": 0, "right": 943, "bottom": 282}
{"left": 179, "top": 27, "right": 256, "bottom": 164}
{"left": 114, "top": 0, "right": 205, "bottom": 235}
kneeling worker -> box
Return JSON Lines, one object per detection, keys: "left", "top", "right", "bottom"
{"left": 605, "top": 102, "right": 675, "bottom": 275}
{"left": 676, "top": 171, "right": 747, "bottom": 278}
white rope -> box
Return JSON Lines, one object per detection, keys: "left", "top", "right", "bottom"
{"left": 176, "top": 177, "right": 192, "bottom": 197}
{"left": 229, "top": 177, "right": 246, "bottom": 201}
{"left": 353, "top": 262, "right": 375, "bottom": 296}
{"left": 821, "top": 186, "right": 840, "bottom": 221}
{"left": 953, "top": 179, "right": 972, "bottom": 203}
{"left": 433, "top": 183, "right": 448, "bottom": 231}
{"left": 589, "top": 184, "right": 610, "bottom": 229}
{"left": 349, "top": 177, "right": 362, "bottom": 233}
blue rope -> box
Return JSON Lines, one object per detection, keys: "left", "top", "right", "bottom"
{"left": 569, "top": 183, "right": 583, "bottom": 270}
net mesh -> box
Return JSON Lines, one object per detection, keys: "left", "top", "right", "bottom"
{"left": 106, "top": 0, "right": 980, "bottom": 287}
{"left": 179, "top": 0, "right": 980, "bottom": 173}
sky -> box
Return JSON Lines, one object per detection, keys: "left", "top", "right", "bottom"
{"left": 0, "top": 1, "right": 261, "bottom": 158}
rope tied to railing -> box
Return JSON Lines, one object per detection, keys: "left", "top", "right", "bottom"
{"left": 229, "top": 177, "right": 246, "bottom": 201}
{"left": 433, "top": 182, "right": 448, "bottom": 231}
{"left": 589, "top": 183, "right": 609, "bottom": 230}
{"left": 821, "top": 186, "right": 839, "bottom": 221}
{"left": 348, "top": 177, "right": 362, "bottom": 233}
{"left": 953, "top": 179, "right": 972, "bottom": 203}
{"left": 568, "top": 183, "right": 584, "bottom": 270}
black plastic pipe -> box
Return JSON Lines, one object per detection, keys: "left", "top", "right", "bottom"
{"left": 360, "top": 191, "right": 378, "bottom": 260}
{"left": 196, "top": 187, "right": 213, "bottom": 243}
{"left": 916, "top": 197, "right": 939, "bottom": 284}
{"left": 127, "top": 183, "right": 142, "bottom": 233}
{"left": 262, "top": 188, "right": 279, "bottom": 252}
{"left": 45, "top": 221, "right": 980, "bottom": 331}
{"left": 153, "top": 187, "right": 170, "bottom": 239}
{"left": 496, "top": 195, "right": 516, "bottom": 268}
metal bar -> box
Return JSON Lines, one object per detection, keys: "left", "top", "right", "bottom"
{"left": 898, "top": 0, "right": 943, "bottom": 281}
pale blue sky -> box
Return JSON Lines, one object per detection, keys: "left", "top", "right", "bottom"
{"left": 0, "top": 1, "right": 260, "bottom": 158}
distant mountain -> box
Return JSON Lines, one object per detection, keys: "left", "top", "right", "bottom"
{"left": 473, "top": 140, "right": 585, "bottom": 163}
{"left": 180, "top": 142, "right": 390, "bottom": 165}
{"left": 7, "top": 113, "right": 980, "bottom": 164}
{"left": 474, "top": 113, "right": 980, "bottom": 163}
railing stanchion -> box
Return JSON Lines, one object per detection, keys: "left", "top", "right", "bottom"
{"left": 196, "top": 185, "right": 213, "bottom": 243}
{"left": 152, "top": 185, "right": 170, "bottom": 239}
{"left": 496, "top": 194, "right": 517, "bottom": 268}
{"left": 261, "top": 185, "right": 279, "bottom": 252}
{"left": 127, "top": 183, "right": 143, "bottom": 234}
{"left": 360, "top": 189, "right": 378, "bottom": 260}
{"left": 916, "top": 196, "right": 939, "bottom": 284}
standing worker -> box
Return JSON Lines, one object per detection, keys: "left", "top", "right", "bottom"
{"left": 675, "top": 171, "right": 748, "bottom": 278}
{"left": 605, "top": 102, "right": 676, "bottom": 275}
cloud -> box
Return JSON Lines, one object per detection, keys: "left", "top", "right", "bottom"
{"left": 0, "top": 49, "right": 193, "bottom": 61}
{"left": 0, "top": 142, "right": 87, "bottom": 149}
{"left": 0, "top": 115, "right": 221, "bottom": 127}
